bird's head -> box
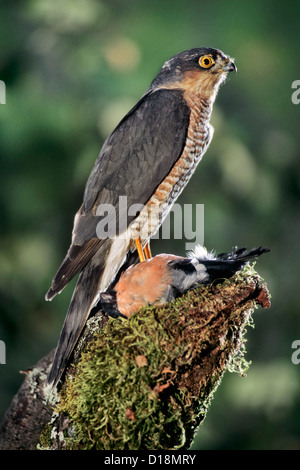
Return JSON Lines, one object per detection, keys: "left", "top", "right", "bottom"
{"left": 151, "top": 47, "right": 236, "bottom": 101}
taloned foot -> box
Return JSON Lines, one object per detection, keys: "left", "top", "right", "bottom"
{"left": 144, "top": 242, "right": 152, "bottom": 260}
{"left": 135, "top": 238, "right": 152, "bottom": 262}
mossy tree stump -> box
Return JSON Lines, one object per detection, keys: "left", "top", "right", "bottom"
{"left": 41, "top": 265, "right": 270, "bottom": 450}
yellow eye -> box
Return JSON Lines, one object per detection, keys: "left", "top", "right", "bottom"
{"left": 198, "top": 55, "right": 214, "bottom": 69}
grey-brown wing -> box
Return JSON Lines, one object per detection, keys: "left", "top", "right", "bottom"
{"left": 46, "top": 89, "right": 190, "bottom": 300}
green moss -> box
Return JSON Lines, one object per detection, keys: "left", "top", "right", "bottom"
{"left": 55, "top": 267, "right": 269, "bottom": 450}
{"left": 38, "top": 423, "right": 53, "bottom": 450}
{"left": 59, "top": 306, "right": 194, "bottom": 449}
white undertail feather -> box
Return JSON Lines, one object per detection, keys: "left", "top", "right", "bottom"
{"left": 99, "top": 236, "right": 131, "bottom": 292}
{"left": 187, "top": 244, "right": 216, "bottom": 260}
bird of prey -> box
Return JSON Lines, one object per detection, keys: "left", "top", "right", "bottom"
{"left": 46, "top": 47, "right": 237, "bottom": 386}
{"left": 97, "top": 246, "right": 269, "bottom": 318}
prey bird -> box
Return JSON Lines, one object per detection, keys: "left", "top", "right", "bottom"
{"left": 97, "top": 246, "right": 269, "bottom": 318}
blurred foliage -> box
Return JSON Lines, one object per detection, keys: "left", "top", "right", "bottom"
{"left": 0, "top": 0, "right": 299, "bottom": 450}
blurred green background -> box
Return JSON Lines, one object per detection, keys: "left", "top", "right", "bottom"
{"left": 0, "top": 0, "right": 299, "bottom": 450}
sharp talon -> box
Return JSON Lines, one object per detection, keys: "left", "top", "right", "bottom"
{"left": 144, "top": 242, "right": 152, "bottom": 260}
{"left": 135, "top": 237, "right": 146, "bottom": 262}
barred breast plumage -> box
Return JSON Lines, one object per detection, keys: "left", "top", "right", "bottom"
{"left": 128, "top": 94, "right": 214, "bottom": 247}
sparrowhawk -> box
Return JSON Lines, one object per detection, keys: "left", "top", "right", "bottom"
{"left": 46, "top": 47, "right": 237, "bottom": 386}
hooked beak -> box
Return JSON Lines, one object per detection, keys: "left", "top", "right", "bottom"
{"left": 223, "top": 59, "right": 237, "bottom": 73}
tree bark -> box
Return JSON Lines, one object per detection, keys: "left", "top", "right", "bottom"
{"left": 0, "top": 351, "right": 54, "bottom": 450}
{"left": 0, "top": 270, "right": 270, "bottom": 450}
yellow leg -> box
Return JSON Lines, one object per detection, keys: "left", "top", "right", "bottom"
{"left": 135, "top": 237, "right": 146, "bottom": 262}
{"left": 144, "top": 242, "right": 152, "bottom": 260}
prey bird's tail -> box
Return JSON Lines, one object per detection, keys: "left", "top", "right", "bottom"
{"left": 200, "top": 246, "right": 270, "bottom": 281}
{"left": 168, "top": 246, "right": 269, "bottom": 295}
